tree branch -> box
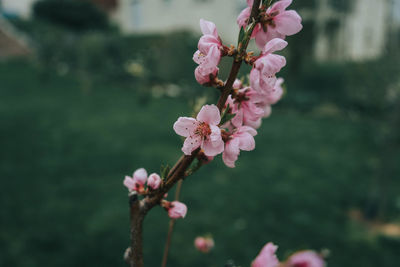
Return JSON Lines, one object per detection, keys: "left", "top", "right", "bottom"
{"left": 127, "top": 1, "right": 262, "bottom": 266}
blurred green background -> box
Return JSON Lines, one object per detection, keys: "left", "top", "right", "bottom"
{"left": 1, "top": 0, "right": 400, "bottom": 266}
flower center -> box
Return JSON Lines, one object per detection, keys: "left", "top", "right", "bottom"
{"left": 195, "top": 122, "right": 211, "bottom": 139}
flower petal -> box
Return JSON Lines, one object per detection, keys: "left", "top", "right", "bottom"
{"left": 173, "top": 117, "right": 198, "bottom": 137}
{"left": 182, "top": 135, "right": 202, "bottom": 155}
{"left": 200, "top": 19, "right": 218, "bottom": 38}
{"left": 202, "top": 137, "right": 224, "bottom": 157}
{"left": 275, "top": 10, "right": 303, "bottom": 36}
{"left": 222, "top": 138, "right": 240, "bottom": 168}
{"left": 262, "top": 38, "right": 288, "bottom": 54}
{"left": 269, "top": 0, "right": 292, "bottom": 14}
{"left": 196, "top": 104, "right": 221, "bottom": 125}
{"left": 133, "top": 168, "right": 148, "bottom": 185}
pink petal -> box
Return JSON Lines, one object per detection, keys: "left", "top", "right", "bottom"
{"left": 246, "top": 118, "right": 262, "bottom": 129}
{"left": 168, "top": 201, "right": 187, "bottom": 219}
{"left": 123, "top": 176, "right": 135, "bottom": 191}
{"left": 269, "top": 0, "right": 292, "bottom": 14}
{"left": 255, "top": 27, "right": 285, "bottom": 49}
{"left": 287, "top": 251, "right": 325, "bottom": 267}
{"left": 262, "top": 38, "right": 288, "bottom": 54}
{"left": 251, "top": 242, "right": 279, "bottom": 267}
{"left": 199, "top": 19, "right": 218, "bottom": 38}
{"left": 147, "top": 173, "right": 162, "bottom": 190}
{"left": 247, "top": 0, "right": 254, "bottom": 7}
{"left": 133, "top": 168, "right": 148, "bottom": 185}
{"left": 222, "top": 138, "right": 240, "bottom": 168}
{"left": 238, "top": 125, "right": 257, "bottom": 136}
{"left": 263, "top": 105, "right": 272, "bottom": 118}
{"left": 209, "top": 125, "right": 222, "bottom": 142}
{"left": 237, "top": 7, "right": 251, "bottom": 28}
{"left": 182, "top": 135, "right": 202, "bottom": 155}
{"left": 275, "top": 10, "right": 303, "bottom": 36}
{"left": 198, "top": 35, "right": 221, "bottom": 54}
{"left": 193, "top": 50, "right": 204, "bottom": 65}
{"left": 238, "top": 132, "right": 256, "bottom": 151}
{"left": 196, "top": 104, "right": 221, "bottom": 125}
{"left": 201, "top": 137, "right": 224, "bottom": 157}
{"left": 173, "top": 117, "right": 198, "bottom": 137}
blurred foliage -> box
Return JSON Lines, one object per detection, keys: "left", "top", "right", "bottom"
{"left": 0, "top": 60, "right": 399, "bottom": 267}
{"left": 2, "top": 5, "right": 400, "bottom": 266}
{"left": 33, "top": 0, "right": 109, "bottom": 31}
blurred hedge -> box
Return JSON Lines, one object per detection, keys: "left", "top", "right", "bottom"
{"left": 33, "top": 0, "right": 109, "bottom": 31}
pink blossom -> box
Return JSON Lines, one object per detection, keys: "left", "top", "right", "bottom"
{"left": 261, "top": 77, "right": 284, "bottom": 105}
{"left": 194, "top": 236, "right": 215, "bottom": 253}
{"left": 228, "top": 87, "right": 266, "bottom": 128}
{"left": 173, "top": 104, "right": 224, "bottom": 157}
{"left": 194, "top": 19, "right": 222, "bottom": 85}
{"left": 251, "top": 242, "right": 280, "bottom": 267}
{"left": 237, "top": 0, "right": 302, "bottom": 49}
{"left": 286, "top": 251, "right": 325, "bottom": 267}
{"left": 123, "top": 168, "right": 148, "bottom": 192}
{"left": 167, "top": 201, "right": 187, "bottom": 219}
{"left": 250, "top": 38, "right": 287, "bottom": 93}
{"left": 147, "top": 173, "right": 162, "bottom": 190}
{"left": 222, "top": 126, "right": 257, "bottom": 168}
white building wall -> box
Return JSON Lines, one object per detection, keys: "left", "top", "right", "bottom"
{"left": 113, "top": 0, "right": 245, "bottom": 43}
{"left": 1, "top": 0, "right": 37, "bottom": 18}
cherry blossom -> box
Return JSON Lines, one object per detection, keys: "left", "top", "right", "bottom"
{"left": 173, "top": 104, "right": 224, "bottom": 157}
{"left": 167, "top": 201, "right": 187, "bottom": 219}
{"left": 147, "top": 173, "right": 162, "bottom": 190}
{"left": 228, "top": 87, "right": 266, "bottom": 128}
{"left": 237, "top": 0, "right": 302, "bottom": 49}
{"left": 250, "top": 38, "right": 287, "bottom": 93}
{"left": 194, "top": 19, "right": 223, "bottom": 84}
{"left": 123, "top": 168, "right": 148, "bottom": 192}
{"left": 222, "top": 126, "right": 257, "bottom": 168}
{"left": 194, "top": 236, "right": 215, "bottom": 253}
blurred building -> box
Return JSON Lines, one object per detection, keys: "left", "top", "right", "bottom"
{"left": 0, "top": 0, "right": 36, "bottom": 18}
{"left": 307, "top": 0, "right": 394, "bottom": 61}
{"left": 113, "top": 0, "right": 245, "bottom": 43}
{"left": 0, "top": 0, "right": 398, "bottom": 61}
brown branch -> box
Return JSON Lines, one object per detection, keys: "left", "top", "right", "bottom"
{"left": 127, "top": 1, "right": 262, "bottom": 266}
{"left": 128, "top": 193, "right": 144, "bottom": 267}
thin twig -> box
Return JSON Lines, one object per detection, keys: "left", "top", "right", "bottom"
{"left": 161, "top": 180, "right": 183, "bottom": 267}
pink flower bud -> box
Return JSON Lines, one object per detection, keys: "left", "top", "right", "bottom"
{"left": 286, "top": 251, "right": 325, "bottom": 267}
{"left": 167, "top": 201, "right": 187, "bottom": 219}
{"left": 147, "top": 173, "right": 161, "bottom": 190}
{"left": 194, "top": 236, "right": 214, "bottom": 253}
{"left": 133, "top": 168, "right": 148, "bottom": 185}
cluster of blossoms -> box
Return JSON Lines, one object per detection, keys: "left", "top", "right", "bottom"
{"left": 252, "top": 242, "right": 325, "bottom": 267}
{"left": 176, "top": 0, "right": 302, "bottom": 168}
{"left": 122, "top": 1, "right": 329, "bottom": 267}
{"left": 123, "top": 168, "right": 187, "bottom": 219}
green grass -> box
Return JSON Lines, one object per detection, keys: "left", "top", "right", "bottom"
{"left": 0, "top": 60, "right": 399, "bottom": 267}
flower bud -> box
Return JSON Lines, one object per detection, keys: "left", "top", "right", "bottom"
{"left": 133, "top": 168, "right": 148, "bottom": 185}
{"left": 194, "top": 236, "right": 214, "bottom": 253}
{"left": 147, "top": 173, "right": 162, "bottom": 190}
{"left": 167, "top": 201, "right": 187, "bottom": 219}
